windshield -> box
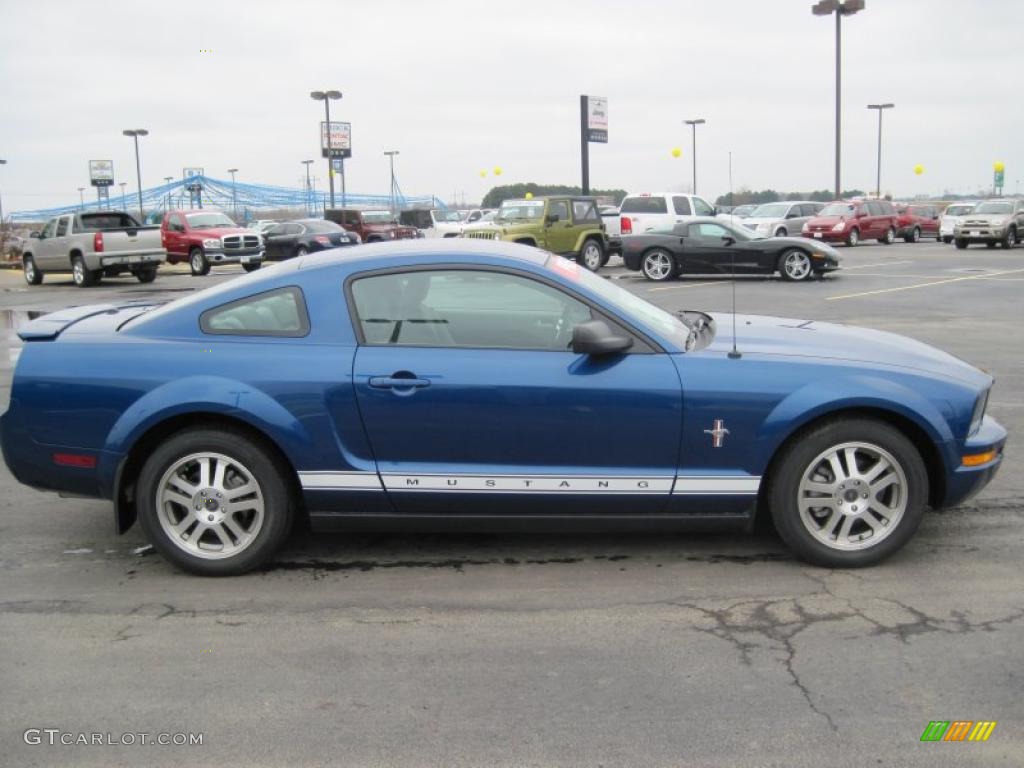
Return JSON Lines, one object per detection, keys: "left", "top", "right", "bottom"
{"left": 362, "top": 211, "right": 396, "bottom": 224}
{"left": 185, "top": 213, "right": 235, "bottom": 229}
{"left": 750, "top": 203, "right": 789, "bottom": 218}
{"left": 544, "top": 256, "right": 691, "bottom": 350}
{"left": 433, "top": 210, "right": 464, "bottom": 222}
{"left": 944, "top": 205, "right": 974, "bottom": 216}
{"left": 974, "top": 202, "right": 1012, "bottom": 214}
{"left": 497, "top": 200, "right": 545, "bottom": 221}
{"left": 732, "top": 205, "right": 757, "bottom": 216}
{"left": 819, "top": 203, "right": 855, "bottom": 217}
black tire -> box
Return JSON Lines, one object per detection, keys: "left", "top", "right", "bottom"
{"left": 579, "top": 238, "right": 605, "bottom": 272}
{"left": 778, "top": 249, "right": 814, "bottom": 282}
{"left": 242, "top": 262, "right": 261, "bottom": 273}
{"left": 294, "top": 246, "right": 308, "bottom": 258}
{"left": 879, "top": 227, "right": 896, "bottom": 245}
{"left": 955, "top": 239, "right": 968, "bottom": 249}
{"left": 71, "top": 254, "right": 100, "bottom": 287}
{"left": 1002, "top": 228, "right": 1016, "bottom": 249}
{"left": 768, "top": 418, "right": 928, "bottom": 568}
{"left": 136, "top": 427, "right": 295, "bottom": 576}
{"left": 189, "top": 247, "right": 211, "bottom": 276}
{"left": 23, "top": 255, "right": 43, "bottom": 285}
{"left": 943, "top": 236, "right": 953, "bottom": 244}
{"left": 986, "top": 242, "right": 997, "bottom": 249}
{"left": 906, "top": 227, "right": 920, "bottom": 244}
{"left": 845, "top": 228, "right": 860, "bottom": 247}
{"left": 641, "top": 249, "right": 677, "bottom": 282}
{"left": 135, "top": 266, "right": 158, "bottom": 283}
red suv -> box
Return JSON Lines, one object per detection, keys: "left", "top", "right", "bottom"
{"left": 893, "top": 203, "right": 940, "bottom": 243}
{"left": 802, "top": 200, "right": 898, "bottom": 246}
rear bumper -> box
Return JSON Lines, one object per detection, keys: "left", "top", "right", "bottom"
{"left": 940, "top": 415, "right": 1007, "bottom": 508}
{"left": 100, "top": 252, "right": 165, "bottom": 268}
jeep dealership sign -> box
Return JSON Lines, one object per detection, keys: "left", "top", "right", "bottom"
{"left": 321, "top": 122, "right": 353, "bottom": 159}
{"left": 586, "top": 96, "right": 608, "bottom": 143}
{"left": 88, "top": 160, "right": 114, "bottom": 187}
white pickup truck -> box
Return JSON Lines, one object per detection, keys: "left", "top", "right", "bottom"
{"left": 21, "top": 211, "right": 166, "bottom": 287}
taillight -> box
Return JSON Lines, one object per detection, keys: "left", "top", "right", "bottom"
{"left": 620, "top": 216, "right": 632, "bottom": 235}
{"left": 93, "top": 232, "right": 104, "bottom": 252}
{"left": 314, "top": 236, "right": 330, "bottom": 245}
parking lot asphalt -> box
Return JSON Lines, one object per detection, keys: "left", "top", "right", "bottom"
{"left": 1, "top": 241, "right": 1021, "bottom": 767}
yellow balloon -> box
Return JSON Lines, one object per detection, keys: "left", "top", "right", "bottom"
{"left": 493, "top": 167, "right": 503, "bottom": 176}
{"left": 671, "top": 147, "right": 682, "bottom": 158}
{"left": 525, "top": 192, "right": 533, "bottom": 200}
{"left": 913, "top": 164, "right": 924, "bottom": 176}
{"left": 479, "top": 170, "right": 487, "bottom": 178}
{"left": 994, "top": 161, "right": 1005, "bottom": 173}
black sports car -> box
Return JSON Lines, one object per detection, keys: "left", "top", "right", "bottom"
{"left": 262, "top": 219, "right": 359, "bottom": 261}
{"left": 622, "top": 217, "right": 841, "bottom": 282}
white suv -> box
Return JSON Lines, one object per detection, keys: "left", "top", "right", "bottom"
{"left": 619, "top": 192, "right": 717, "bottom": 235}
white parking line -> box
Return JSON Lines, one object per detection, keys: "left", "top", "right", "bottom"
{"left": 826, "top": 267, "right": 1024, "bottom": 301}
{"left": 839, "top": 260, "right": 913, "bottom": 271}
{"left": 648, "top": 280, "right": 730, "bottom": 292}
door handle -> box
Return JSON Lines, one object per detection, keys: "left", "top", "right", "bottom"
{"left": 368, "top": 375, "right": 431, "bottom": 390}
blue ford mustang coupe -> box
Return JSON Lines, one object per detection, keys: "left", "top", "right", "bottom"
{"left": 0, "top": 241, "right": 1005, "bottom": 575}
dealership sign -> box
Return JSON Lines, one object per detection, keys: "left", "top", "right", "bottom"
{"left": 586, "top": 96, "right": 608, "bottom": 143}
{"left": 89, "top": 160, "right": 114, "bottom": 187}
{"left": 320, "top": 122, "right": 353, "bottom": 158}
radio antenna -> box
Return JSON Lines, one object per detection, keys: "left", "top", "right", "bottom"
{"left": 727, "top": 150, "right": 741, "bottom": 360}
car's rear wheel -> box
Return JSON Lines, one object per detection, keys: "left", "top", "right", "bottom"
{"left": 906, "top": 227, "right": 920, "bottom": 243}
{"left": 943, "top": 236, "right": 953, "bottom": 244}
{"left": 137, "top": 428, "right": 294, "bottom": 576}
{"left": 23, "top": 255, "right": 43, "bottom": 285}
{"left": 135, "top": 266, "right": 158, "bottom": 283}
{"left": 579, "top": 239, "right": 605, "bottom": 272}
{"left": 1002, "top": 227, "right": 1016, "bottom": 249}
{"left": 845, "top": 228, "right": 860, "bottom": 247}
{"left": 641, "top": 249, "right": 676, "bottom": 281}
{"left": 768, "top": 418, "right": 927, "bottom": 568}
{"left": 189, "top": 247, "right": 211, "bottom": 276}
{"left": 294, "top": 246, "right": 308, "bottom": 258}
{"left": 986, "top": 242, "right": 997, "bottom": 249}
{"left": 880, "top": 227, "right": 896, "bottom": 245}
{"left": 72, "top": 255, "right": 100, "bottom": 287}
{"left": 779, "top": 249, "right": 813, "bottom": 282}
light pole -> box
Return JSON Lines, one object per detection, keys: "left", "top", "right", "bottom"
{"left": 867, "top": 103, "right": 894, "bottom": 198}
{"left": 683, "top": 118, "right": 706, "bottom": 194}
{"left": 122, "top": 129, "right": 148, "bottom": 218}
{"left": 119, "top": 182, "right": 127, "bottom": 209}
{"left": 227, "top": 168, "right": 238, "bottom": 220}
{"left": 384, "top": 150, "right": 400, "bottom": 214}
{"left": 163, "top": 176, "right": 173, "bottom": 210}
{"left": 301, "top": 160, "right": 314, "bottom": 214}
{"left": 0, "top": 159, "right": 6, "bottom": 229}
{"left": 77, "top": 187, "right": 85, "bottom": 210}
{"left": 813, "top": 0, "right": 865, "bottom": 200}
{"left": 310, "top": 90, "right": 342, "bottom": 209}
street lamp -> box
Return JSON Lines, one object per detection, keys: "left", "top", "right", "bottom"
{"left": 813, "top": 0, "right": 865, "bottom": 199}
{"left": 77, "top": 187, "right": 85, "bottom": 210}
{"left": 0, "top": 159, "right": 6, "bottom": 229}
{"left": 310, "top": 90, "right": 342, "bottom": 209}
{"left": 384, "top": 150, "right": 400, "bottom": 214}
{"left": 122, "top": 129, "right": 149, "bottom": 218}
{"left": 683, "top": 118, "right": 706, "bottom": 194}
{"left": 163, "top": 176, "right": 173, "bottom": 210}
{"left": 867, "top": 103, "right": 894, "bottom": 198}
{"left": 227, "top": 168, "right": 239, "bottom": 220}
{"left": 301, "top": 160, "right": 314, "bottom": 214}
{"left": 119, "top": 182, "right": 127, "bottom": 209}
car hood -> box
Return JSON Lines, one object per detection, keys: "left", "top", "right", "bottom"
{"left": 704, "top": 313, "right": 987, "bottom": 386}
{"left": 188, "top": 226, "right": 252, "bottom": 237}
{"left": 806, "top": 215, "right": 849, "bottom": 227}
{"left": 741, "top": 217, "right": 779, "bottom": 226}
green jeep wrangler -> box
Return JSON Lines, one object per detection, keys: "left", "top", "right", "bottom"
{"left": 461, "top": 196, "right": 608, "bottom": 271}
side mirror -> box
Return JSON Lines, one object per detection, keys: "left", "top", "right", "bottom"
{"left": 571, "top": 320, "right": 633, "bottom": 356}
{"left": 710, "top": 207, "right": 718, "bottom": 216}
{"left": 29, "top": 231, "right": 40, "bottom": 238}
{"left": 545, "top": 213, "right": 560, "bottom": 224}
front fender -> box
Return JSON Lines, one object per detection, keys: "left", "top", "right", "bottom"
{"left": 755, "top": 373, "right": 956, "bottom": 470}
{"left": 97, "top": 375, "right": 312, "bottom": 496}
{"left": 572, "top": 230, "right": 603, "bottom": 254}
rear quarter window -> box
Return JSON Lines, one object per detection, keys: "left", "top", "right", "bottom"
{"left": 200, "top": 287, "right": 310, "bottom": 337}
{"left": 620, "top": 197, "right": 668, "bottom": 214}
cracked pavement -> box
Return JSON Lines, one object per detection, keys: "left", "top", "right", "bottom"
{"left": 1, "top": 245, "right": 1022, "bottom": 766}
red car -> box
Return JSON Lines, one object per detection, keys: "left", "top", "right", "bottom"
{"left": 893, "top": 203, "right": 940, "bottom": 243}
{"left": 802, "top": 200, "right": 898, "bottom": 246}
{"left": 161, "top": 211, "right": 264, "bottom": 276}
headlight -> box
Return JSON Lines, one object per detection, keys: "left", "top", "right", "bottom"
{"left": 969, "top": 389, "right": 989, "bottom": 436}
{"left": 202, "top": 238, "right": 222, "bottom": 250}
{"left": 757, "top": 223, "right": 771, "bottom": 232}
{"left": 388, "top": 231, "right": 396, "bottom": 239}
{"left": 831, "top": 222, "right": 846, "bottom": 232}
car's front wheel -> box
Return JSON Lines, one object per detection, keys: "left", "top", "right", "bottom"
{"left": 641, "top": 249, "right": 676, "bottom": 281}
{"left": 137, "top": 427, "right": 294, "bottom": 576}
{"left": 905, "top": 227, "right": 920, "bottom": 243}
{"left": 955, "top": 239, "right": 968, "bottom": 249}
{"left": 190, "top": 247, "right": 211, "bottom": 276}
{"left": 779, "top": 249, "right": 813, "bottom": 282}
{"left": 845, "top": 228, "right": 860, "bottom": 247}
{"left": 1002, "top": 227, "right": 1016, "bottom": 249}
{"left": 135, "top": 266, "right": 158, "bottom": 283}
{"left": 768, "top": 419, "right": 927, "bottom": 568}
{"left": 23, "top": 255, "right": 43, "bottom": 285}
{"left": 579, "top": 238, "right": 605, "bottom": 272}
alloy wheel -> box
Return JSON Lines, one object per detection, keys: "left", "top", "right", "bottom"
{"left": 642, "top": 251, "right": 673, "bottom": 281}
{"left": 783, "top": 250, "right": 812, "bottom": 281}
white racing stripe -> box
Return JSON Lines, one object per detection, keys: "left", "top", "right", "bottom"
{"left": 299, "top": 471, "right": 761, "bottom": 496}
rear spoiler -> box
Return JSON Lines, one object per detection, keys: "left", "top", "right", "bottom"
{"left": 17, "top": 303, "right": 158, "bottom": 341}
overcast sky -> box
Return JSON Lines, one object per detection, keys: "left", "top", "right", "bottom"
{"left": 1, "top": 0, "right": 1019, "bottom": 213}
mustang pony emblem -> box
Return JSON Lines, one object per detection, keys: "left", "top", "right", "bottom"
{"left": 704, "top": 419, "right": 730, "bottom": 448}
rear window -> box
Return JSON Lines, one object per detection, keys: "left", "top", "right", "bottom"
{"left": 79, "top": 213, "right": 140, "bottom": 230}
{"left": 200, "top": 287, "right": 309, "bottom": 337}
{"left": 620, "top": 196, "right": 668, "bottom": 214}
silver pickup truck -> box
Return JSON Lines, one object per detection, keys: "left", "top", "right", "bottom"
{"left": 21, "top": 211, "right": 166, "bottom": 287}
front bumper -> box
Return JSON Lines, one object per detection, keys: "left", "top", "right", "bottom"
{"left": 941, "top": 415, "right": 1007, "bottom": 508}
{"left": 802, "top": 231, "right": 847, "bottom": 243}
{"left": 205, "top": 249, "right": 263, "bottom": 264}
{"left": 953, "top": 226, "right": 1007, "bottom": 243}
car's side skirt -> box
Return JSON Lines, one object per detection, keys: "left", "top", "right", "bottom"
{"left": 307, "top": 512, "right": 753, "bottom": 533}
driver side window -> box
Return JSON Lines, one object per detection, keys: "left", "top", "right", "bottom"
{"left": 694, "top": 223, "right": 729, "bottom": 239}
{"left": 41, "top": 220, "right": 58, "bottom": 239}
{"left": 549, "top": 201, "right": 569, "bottom": 222}
{"left": 350, "top": 270, "right": 592, "bottom": 351}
